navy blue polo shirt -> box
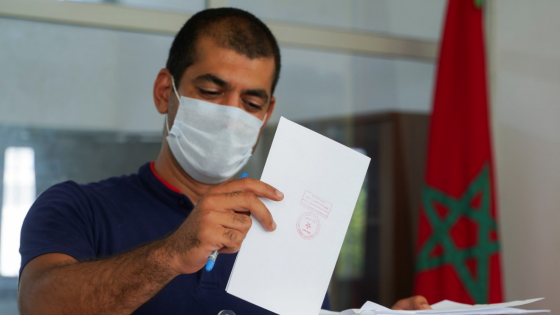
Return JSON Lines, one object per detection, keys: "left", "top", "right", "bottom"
{"left": 20, "top": 162, "right": 330, "bottom": 314}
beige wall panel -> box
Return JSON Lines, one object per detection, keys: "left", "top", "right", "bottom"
{"left": 491, "top": 0, "right": 560, "bottom": 311}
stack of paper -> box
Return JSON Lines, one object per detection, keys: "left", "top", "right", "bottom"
{"left": 226, "top": 117, "right": 371, "bottom": 315}
{"left": 319, "top": 298, "right": 550, "bottom": 315}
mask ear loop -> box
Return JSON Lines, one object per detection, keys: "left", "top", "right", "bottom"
{"left": 166, "top": 76, "right": 182, "bottom": 135}
{"left": 165, "top": 113, "right": 171, "bottom": 135}
{"left": 171, "top": 76, "right": 181, "bottom": 101}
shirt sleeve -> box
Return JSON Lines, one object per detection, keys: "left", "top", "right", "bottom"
{"left": 19, "top": 181, "right": 96, "bottom": 276}
{"left": 321, "top": 293, "right": 331, "bottom": 310}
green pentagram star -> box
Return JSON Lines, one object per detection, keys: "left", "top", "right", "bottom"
{"left": 416, "top": 164, "right": 499, "bottom": 303}
{"left": 475, "top": 0, "right": 484, "bottom": 9}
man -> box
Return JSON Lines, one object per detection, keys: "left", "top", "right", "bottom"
{"left": 18, "top": 8, "right": 430, "bottom": 315}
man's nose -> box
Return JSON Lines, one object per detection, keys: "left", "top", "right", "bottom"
{"left": 221, "top": 93, "right": 243, "bottom": 110}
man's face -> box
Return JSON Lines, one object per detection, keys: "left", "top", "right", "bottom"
{"left": 170, "top": 36, "right": 276, "bottom": 124}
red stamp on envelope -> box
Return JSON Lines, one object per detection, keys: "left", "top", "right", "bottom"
{"left": 296, "top": 212, "right": 321, "bottom": 240}
{"left": 300, "top": 190, "right": 332, "bottom": 219}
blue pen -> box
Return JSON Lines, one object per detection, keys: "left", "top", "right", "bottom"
{"left": 205, "top": 172, "right": 249, "bottom": 272}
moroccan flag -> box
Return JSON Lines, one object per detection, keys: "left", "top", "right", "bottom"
{"left": 413, "top": 0, "right": 503, "bottom": 304}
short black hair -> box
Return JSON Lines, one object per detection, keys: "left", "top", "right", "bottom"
{"left": 166, "top": 8, "right": 281, "bottom": 95}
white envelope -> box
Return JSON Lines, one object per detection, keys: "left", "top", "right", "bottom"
{"left": 226, "top": 117, "right": 371, "bottom": 315}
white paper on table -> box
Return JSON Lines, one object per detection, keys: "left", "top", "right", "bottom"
{"left": 322, "top": 298, "right": 550, "bottom": 315}
{"left": 226, "top": 117, "right": 371, "bottom": 315}
{"left": 429, "top": 298, "right": 544, "bottom": 311}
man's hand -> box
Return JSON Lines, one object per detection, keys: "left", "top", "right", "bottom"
{"left": 392, "top": 295, "right": 431, "bottom": 310}
{"left": 165, "top": 177, "right": 284, "bottom": 274}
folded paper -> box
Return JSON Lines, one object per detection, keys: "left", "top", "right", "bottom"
{"left": 226, "top": 117, "right": 371, "bottom": 315}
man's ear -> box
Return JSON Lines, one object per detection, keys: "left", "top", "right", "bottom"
{"left": 153, "top": 68, "right": 173, "bottom": 114}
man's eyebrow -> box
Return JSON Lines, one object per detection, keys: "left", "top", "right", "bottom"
{"left": 242, "top": 89, "right": 269, "bottom": 104}
{"left": 193, "top": 73, "right": 230, "bottom": 88}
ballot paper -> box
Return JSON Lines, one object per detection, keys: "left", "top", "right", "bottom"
{"left": 226, "top": 117, "right": 371, "bottom": 315}
{"left": 319, "top": 298, "right": 550, "bottom": 315}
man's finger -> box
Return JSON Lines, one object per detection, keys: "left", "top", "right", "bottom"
{"left": 211, "top": 177, "right": 284, "bottom": 201}
{"left": 412, "top": 296, "right": 431, "bottom": 310}
{"left": 201, "top": 191, "right": 276, "bottom": 231}
{"left": 392, "top": 296, "right": 431, "bottom": 310}
{"left": 217, "top": 227, "right": 245, "bottom": 253}
{"left": 211, "top": 211, "right": 253, "bottom": 234}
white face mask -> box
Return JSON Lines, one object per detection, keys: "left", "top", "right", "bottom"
{"left": 166, "top": 78, "right": 267, "bottom": 184}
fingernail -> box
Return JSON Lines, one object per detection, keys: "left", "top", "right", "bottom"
{"left": 276, "top": 189, "right": 284, "bottom": 199}
{"left": 271, "top": 221, "right": 277, "bottom": 230}
{"left": 421, "top": 304, "right": 431, "bottom": 310}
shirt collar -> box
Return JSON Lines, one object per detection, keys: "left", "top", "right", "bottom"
{"left": 138, "top": 162, "right": 194, "bottom": 211}
{"left": 149, "top": 162, "right": 182, "bottom": 194}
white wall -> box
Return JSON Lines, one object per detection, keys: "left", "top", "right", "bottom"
{"left": 0, "top": 17, "right": 172, "bottom": 133}
{"left": 491, "top": 0, "right": 560, "bottom": 311}
{"left": 272, "top": 47, "right": 435, "bottom": 123}
{"left": 230, "top": 0, "right": 445, "bottom": 41}
{"left": 0, "top": 16, "right": 439, "bottom": 132}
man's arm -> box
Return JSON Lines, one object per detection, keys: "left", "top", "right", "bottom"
{"left": 19, "top": 239, "right": 176, "bottom": 315}
{"left": 18, "top": 178, "right": 283, "bottom": 315}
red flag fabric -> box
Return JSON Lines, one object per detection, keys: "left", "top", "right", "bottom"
{"left": 413, "top": 0, "right": 503, "bottom": 304}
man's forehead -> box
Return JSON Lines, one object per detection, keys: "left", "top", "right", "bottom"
{"left": 193, "top": 35, "right": 274, "bottom": 65}
{"left": 189, "top": 36, "right": 276, "bottom": 92}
